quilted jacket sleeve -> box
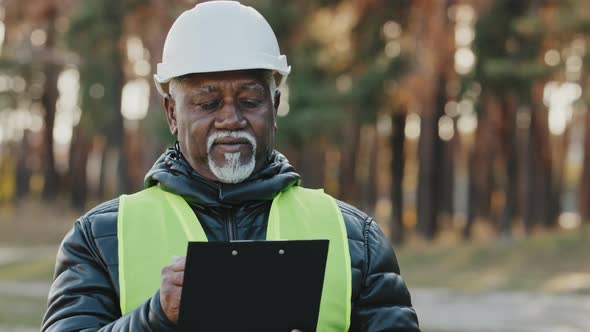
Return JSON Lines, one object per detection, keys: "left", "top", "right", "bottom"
{"left": 41, "top": 217, "right": 176, "bottom": 332}
{"left": 351, "top": 220, "right": 420, "bottom": 332}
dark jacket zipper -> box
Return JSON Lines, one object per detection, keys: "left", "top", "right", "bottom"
{"left": 226, "top": 208, "right": 235, "bottom": 241}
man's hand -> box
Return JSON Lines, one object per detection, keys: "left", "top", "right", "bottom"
{"left": 160, "top": 256, "right": 186, "bottom": 324}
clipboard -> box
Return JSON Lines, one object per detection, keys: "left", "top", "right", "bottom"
{"left": 177, "top": 240, "right": 329, "bottom": 332}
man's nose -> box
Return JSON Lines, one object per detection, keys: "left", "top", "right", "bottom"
{"left": 214, "top": 98, "right": 247, "bottom": 130}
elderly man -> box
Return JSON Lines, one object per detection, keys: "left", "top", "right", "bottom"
{"left": 42, "top": 1, "right": 419, "bottom": 331}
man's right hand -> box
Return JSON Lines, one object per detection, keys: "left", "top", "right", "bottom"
{"left": 160, "top": 256, "right": 186, "bottom": 324}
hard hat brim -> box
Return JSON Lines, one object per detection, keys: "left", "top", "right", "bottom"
{"left": 154, "top": 55, "right": 291, "bottom": 96}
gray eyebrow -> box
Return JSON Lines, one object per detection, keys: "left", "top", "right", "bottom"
{"left": 238, "top": 82, "right": 265, "bottom": 93}
{"left": 190, "top": 85, "right": 218, "bottom": 95}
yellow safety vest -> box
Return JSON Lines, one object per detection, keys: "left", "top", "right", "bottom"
{"left": 117, "top": 185, "right": 351, "bottom": 331}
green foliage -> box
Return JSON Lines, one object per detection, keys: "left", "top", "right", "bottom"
{"left": 262, "top": 0, "right": 410, "bottom": 148}
{"left": 472, "top": 0, "right": 548, "bottom": 97}
{"left": 65, "top": 0, "right": 148, "bottom": 137}
{"left": 350, "top": 55, "right": 409, "bottom": 123}
{"left": 250, "top": 0, "right": 312, "bottom": 41}
{"left": 482, "top": 59, "right": 548, "bottom": 88}
{"left": 554, "top": 0, "right": 590, "bottom": 35}
{"left": 66, "top": 0, "right": 119, "bottom": 136}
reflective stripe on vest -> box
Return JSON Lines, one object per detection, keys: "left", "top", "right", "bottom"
{"left": 117, "top": 185, "right": 351, "bottom": 331}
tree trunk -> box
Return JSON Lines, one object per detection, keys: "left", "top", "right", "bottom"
{"left": 543, "top": 127, "right": 559, "bottom": 229}
{"left": 97, "top": 139, "right": 108, "bottom": 200}
{"left": 69, "top": 126, "right": 90, "bottom": 211}
{"left": 522, "top": 106, "right": 535, "bottom": 231}
{"left": 440, "top": 128, "right": 455, "bottom": 218}
{"left": 464, "top": 146, "right": 479, "bottom": 239}
{"left": 464, "top": 94, "right": 496, "bottom": 239}
{"left": 41, "top": 5, "right": 59, "bottom": 200}
{"left": 411, "top": 0, "right": 451, "bottom": 240}
{"left": 298, "top": 143, "right": 326, "bottom": 190}
{"left": 417, "top": 76, "right": 446, "bottom": 239}
{"left": 15, "top": 132, "right": 32, "bottom": 200}
{"left": 339, "top": 111, "right": 361, "bottom": 205}
{"left": 107, "top": 2, "right": 129, "bottom": 195}
{"left": 358, "top": 125, "right": 377, "bottom": 213}
{"left": 523, "top": 106, "right": 553, "bottom": 231}
{"left": 524, "top": 104, "right": 559, "bottom": 230}
{"left": 499, "top": 97, "right": 518, "bottom": 238}
{"left": 365, "top": 126, "right": 378, "bottom": 216}
{"left": 391, "top": 111, "right": 406, "bottom": 244}
{"left": 114, "top": 56, "right": 128, "bottom": 195}
{"left": 579, "top": 110, "right": 590, "bottom": 223}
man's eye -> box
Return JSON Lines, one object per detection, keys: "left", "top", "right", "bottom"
{"left": 240, "top": 99, "right": 261, "bottom": 109}
{"left": 197, "top": 100, "right": 220, "bottom": 111}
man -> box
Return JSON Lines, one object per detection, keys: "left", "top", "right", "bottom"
{"left": 42, "top": 1, "right": 420, "bottom": 331}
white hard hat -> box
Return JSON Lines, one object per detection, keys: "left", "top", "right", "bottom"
{"left": 154, "top": 0, "right": 291, "bottom": 96}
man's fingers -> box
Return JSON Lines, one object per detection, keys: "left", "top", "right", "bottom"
{"left": 159, "top": 284, "right": 183, "bottom": 324}
{"left": 161, "top": 256, "right": 186, "bottom": 276}
{"left": 163, "top": 271, "right": 184, "bottom": 286}
{"left": 171, "top": 256, "right": 186, "bottom": 271}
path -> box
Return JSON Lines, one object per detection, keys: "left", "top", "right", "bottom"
{"left": 413, "top": 288, "right": 590, "bottom": 332}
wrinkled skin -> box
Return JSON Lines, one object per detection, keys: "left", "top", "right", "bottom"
{"left": 163, "top": 70, "right": 280, "bottom": 183}
{"left": 159, "top": 256, "right": 185, "bottom": 324}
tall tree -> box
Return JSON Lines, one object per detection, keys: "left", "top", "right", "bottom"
{"left": 406, "top": 0, "right": 453, "bottom": 240}
{"left": 65, "top": 0, "right": 149, "bottom": 203}
{"left": 465, "top": 0, "right": 548, "bottom": 237}
{"left": 32, "top": 0, "right": 61, "bottom": 200}
{"left": 581, "top": 110, "right": 590, "bottom": 222}
{"left": 260, "top": 0, "right": 408, "bottom": 208}
{"left": 390, "top": 109, "right": 406, "bottom": 243}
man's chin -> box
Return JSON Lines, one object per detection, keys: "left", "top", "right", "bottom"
{"left": 208, "top": 152, "right": 256, "bottom": 184}
{"left": 209, "top": 152, "right": 253, "bottom": 168}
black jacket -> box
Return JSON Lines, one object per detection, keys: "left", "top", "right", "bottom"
{"left": 42, "top": 147, "right": 420, "bottom": 331}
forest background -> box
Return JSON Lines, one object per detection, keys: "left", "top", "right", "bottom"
{"left": 0, "top": 1, "right": 589, "bottom": 331}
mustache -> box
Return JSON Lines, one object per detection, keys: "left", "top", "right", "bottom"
{"left": 206, "top": 131, "right": 257, "bottom": 153}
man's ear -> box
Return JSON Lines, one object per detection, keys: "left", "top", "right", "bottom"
{"left": 164, "top": 94, "right": 178, "bottom": 136}
{"left": 273, "top": 90, "right": 281, "bottom": 129}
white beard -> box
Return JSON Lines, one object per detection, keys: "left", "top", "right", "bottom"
{"left": 207, "top": 131, "right": 256, "bottom": 184}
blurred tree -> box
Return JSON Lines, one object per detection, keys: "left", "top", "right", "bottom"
{"left": 582, "top": 108, "right": 590, "bottom": 222}
{"left": 0, "top": 1, "right": 34, "bottom": 202}
{"left": 65, "top": 0, "right": 151, "bottom": 206}
{"left": 1, "top": 0, "right": 587, "bottom": 243}
{"left": 406, "top": 0, "right": 454, "bottom": 240}
{"left": 348, "top": 0, "right": 410, "bottom": 214}
{"left": 0, "top": 0, "right": 80, "bottom": 201}
{"left": 464, "top": 0, "right": 550, "bottom": 238}
{"left": 257, "top": 0, "right": 408, "bottom": 206}
{"left": 548, "top": 0, "right": 590, "bottom": 223}
{"left": 390, "top": 109, "right": 406, "bottom": 243}
{"left": 126, "top": 0, "right": 179, "bottom": 175}
{"left": 34, "top": 0, "right": 61, "bottom": 200}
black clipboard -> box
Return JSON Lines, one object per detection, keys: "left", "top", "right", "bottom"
{"left": 177, "top": 240, "right": 329, "bottom": 332}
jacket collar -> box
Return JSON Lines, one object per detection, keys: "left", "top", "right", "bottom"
{"left": 144, "top": 144, "right": 301, "bottom": 207}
